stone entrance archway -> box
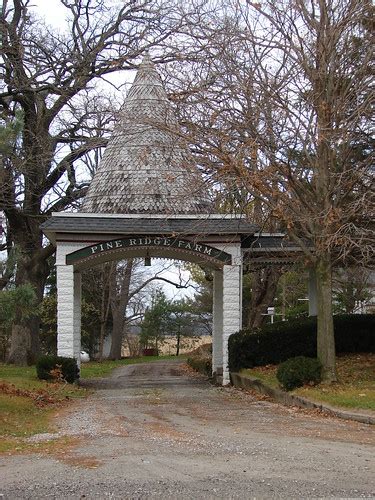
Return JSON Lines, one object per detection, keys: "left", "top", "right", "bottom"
{"left": 42, "top": 54, "right": 313, "bottom": 385}
{"left": 43, "top": 213, "right": 258, "bottom": 385}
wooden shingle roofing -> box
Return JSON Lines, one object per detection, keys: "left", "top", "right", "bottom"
{"left": 81, "top": 53, "right": 212, "bottom": 214}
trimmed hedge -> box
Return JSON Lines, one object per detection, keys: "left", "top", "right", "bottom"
{"left": 228, "top": 314, "right": 374, "bottom": 372}
{"left": 36, "top": 355, "right": 79, "bottom": 383}
{"left": 276, "top": 356, "right": 322, "bottom": 391}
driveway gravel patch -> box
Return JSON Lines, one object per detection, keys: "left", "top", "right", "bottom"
{"left": 0, "top": 359, "right": 374, "bottom": 499}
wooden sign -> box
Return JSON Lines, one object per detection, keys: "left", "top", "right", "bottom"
{"left": 66, "top": 236, "right": 232, "bottom": 265}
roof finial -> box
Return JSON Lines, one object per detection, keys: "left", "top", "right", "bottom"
{"left": 140, "top": 50, "right": 153, "bottom": 68}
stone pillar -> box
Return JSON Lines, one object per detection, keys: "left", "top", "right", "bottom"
{"left": 72, "top": 271, "right": 82, "bottom": 362}
{"left": 222, "top": 263, "right": 242, "bottom": 385}
{"left": 308, "top": 268, "right": 317, "bottom": 316}
{"left": 56, "top": 242, "right": 85, "bottom": 364}
{"left": 57, "top": 265, "right": 82, "bottom": 363}
{"left": 212, "top": 270, "right": 223, "bottom": 380}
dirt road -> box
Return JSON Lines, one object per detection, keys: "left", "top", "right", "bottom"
{"left": 0, "top": 359, "right": 374, "bottom": 499}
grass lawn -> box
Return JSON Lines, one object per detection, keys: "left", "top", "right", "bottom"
{"left": 0, "top": 354, "right": 182, "bottom": 453}
{"left": 242, "top": 353, "right": 375, "bottom": 411}
{"left": 0, "top": 363, "right": 86, "bottom": 452}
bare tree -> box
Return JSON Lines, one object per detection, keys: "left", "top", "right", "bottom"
{"left": 238, "top": 0, "right": 373, "bottom": 381}
{"left": 0, "top": 0, "right": 214, "bottom": 364}
{"left": 161, "top": 12, "right": 286, "bottom": 329}
{"left": 164, "top": 0, "right": 373, "bottom": 381}
{"left": 108, "top": 259, "right": 194, "bottom": 360}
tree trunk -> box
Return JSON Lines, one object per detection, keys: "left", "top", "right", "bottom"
{"left": 98, "top": 264, "right": 113, "bottom": 360}
{"left": 109, "top": 311, "right": 124, "bottom": 360}
{"left": 246, "top": 267, "right": 281, "bottom": 329}
{"left": 98, "top": 322, "right": 106, "bottom": 361}
{"left": 176, "top": 329, "right": 181, "bottom": 356}
{"left": 124, "top": 332, "right": 140, "bottom": 358}
{"left": 7, "top": 324, "right": 32, "bottom": 365}
{"left": 7, "top": 244, "right": 50, "bottom": 365}
{"left": 316, "top": 254, "right": 337, "bottom": 383}
{"left": 109, "top": 260, "right": 133, "bottom": 360}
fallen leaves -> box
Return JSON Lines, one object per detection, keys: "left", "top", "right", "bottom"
{"left": 0, "top": 381, "right": 72, "bottom": 407}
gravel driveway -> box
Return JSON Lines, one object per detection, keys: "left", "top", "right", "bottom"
{"left": 0, "top": 359, "right": 374, "bottom": 499}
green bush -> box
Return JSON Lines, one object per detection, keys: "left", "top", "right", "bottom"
{"left": 276, "top": 356, "right": 322, "bottom": 391}
{"left": 36, "top": 355, "right": 79, "bottom": 383}
{"left": 187, "top": 356, "right": 212, "bottom": 376}
{"left": 229, "top": 314, "right": 374, "bottom": 372}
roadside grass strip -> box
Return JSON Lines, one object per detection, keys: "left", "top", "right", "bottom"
{"left": 242, "top": 353, "right": 375, "bottom": 411}
{"left": 0, "top": 364, "right": 87, "bottom": 453}
{"left": 0, "top": 355, "right": 182, "bottom": 453}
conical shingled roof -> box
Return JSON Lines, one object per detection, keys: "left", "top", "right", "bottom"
{"left": 81, "top": 54, "right": 212, "bottom": 214}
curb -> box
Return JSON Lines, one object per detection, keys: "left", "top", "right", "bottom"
{"left": 230, "top": 372, "right": 375, "bottom": 426}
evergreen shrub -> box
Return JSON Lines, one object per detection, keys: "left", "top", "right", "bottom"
{"left": 228, "top": 314, "right": 374, "bottom": 372}
{"left": 36, "top": 355, "right": 79, "bottom": 383}
{"left": 276, "top": 356, "right": 322, "bottom": 391}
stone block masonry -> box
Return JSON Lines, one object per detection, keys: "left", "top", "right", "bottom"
{"left": 222, "top": 264, "right": 242, "bottom": 385}
{"left": 56, "top": 243, "right": 85, "bottom": 365}
{"left": 212, "top": 270, "right": 223, "bottom": 376}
